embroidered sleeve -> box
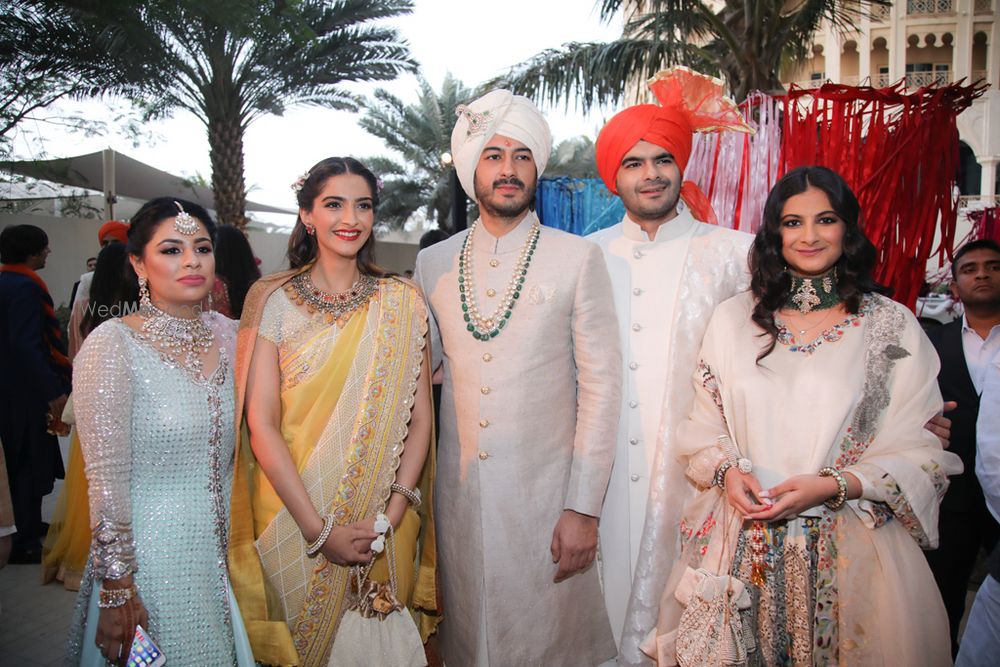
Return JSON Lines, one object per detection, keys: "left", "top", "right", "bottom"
{"left": 680, "top": 359, "right": 731, "bottom": 488}
{"left": 843, "top": 462, "right": 950, "bottom": 547}
{"left": 74, "top": 322, "right": 137, "bottom": 579}
{"left": 258, "top": 289, "right": 288, "bottom": 344}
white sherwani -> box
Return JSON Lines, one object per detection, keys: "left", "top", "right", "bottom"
{"left": 415, "top": 213, "right": 621, "bottom": 667}
{"left": 587, "top": 210, "right": 751, "bottom": 666}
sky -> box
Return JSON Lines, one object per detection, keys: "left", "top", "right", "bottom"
{"left": 9, "top": 0, "right": 623, "bottom": 222}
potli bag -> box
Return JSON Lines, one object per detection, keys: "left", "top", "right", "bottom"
{"left": 674, "top": 506, "right": 756, "bottom": 667}
{"left": 327, "top": 525, "right": 426, "bottom": 667}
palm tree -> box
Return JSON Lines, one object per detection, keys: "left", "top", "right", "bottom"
{"left": 36, "top": 0, "right": 416, "bottom": 227}
{"left": 359, "top": 73, "right": 474, "bottom": 231}
{"left": 496, "top": 0, "right": 889, "bottom": 107}
{"left": 546, "top": 137, "right": 600, "bottom": 179}
{"left": 0, "top": 1, "right": 136, "bottom": 157}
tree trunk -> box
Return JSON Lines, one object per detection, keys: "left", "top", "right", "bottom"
{"left": 207, "top": 110, "right": 248, "bottom": 228}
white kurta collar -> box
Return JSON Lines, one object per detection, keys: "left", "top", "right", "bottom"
{"left": 622, "top": 205, "right": 697, "bottom": 244}
{"left": 472, "top": 211, "right": 539, "bottom": 256}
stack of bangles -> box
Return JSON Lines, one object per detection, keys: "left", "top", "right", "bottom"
{"left": 818, "top": 466, "right": 848, "bottom": 510}
{"left": 390, "top": 482, "right": 421, "bottom": 508}
{"left": 306, "top": 514, "right": 335, "bottom": 558}
{"left": 305, "top": 483, "right": 420, "bottom": 558}
{"left": 97, "top": 584, "right": 136, "bottom": 609}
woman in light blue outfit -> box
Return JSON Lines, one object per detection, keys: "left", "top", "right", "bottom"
{"left": 65, "top": 198, "right": 254, "bottom": 666}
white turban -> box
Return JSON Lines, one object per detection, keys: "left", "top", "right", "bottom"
{"left": 450, "top": 89, "right": 552, "bottom": 202}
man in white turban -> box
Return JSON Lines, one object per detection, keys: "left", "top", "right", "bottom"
{"left": 415, "top": 90, "right": 622, "bottom": 666}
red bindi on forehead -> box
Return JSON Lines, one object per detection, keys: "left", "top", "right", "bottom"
{"left": 503, "top": 139, "right": 513, "bottom": 147}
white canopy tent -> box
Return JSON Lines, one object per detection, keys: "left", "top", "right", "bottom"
{"left": 0, "top": 148, "right": 294, "bottom": 219}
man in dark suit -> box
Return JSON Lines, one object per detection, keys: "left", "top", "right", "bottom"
{"left": 925, "top": 238, "right": 1000, "bottom": 656}
{"left": 0, "top": 225, "right": 71, "bottom": 564}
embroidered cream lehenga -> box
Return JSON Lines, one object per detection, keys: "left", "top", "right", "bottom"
{"left": 228, "top": 269, "right": 439, "bottom": 667}
{"left": 644, "top": 291, "right": 962, "bottom": 666}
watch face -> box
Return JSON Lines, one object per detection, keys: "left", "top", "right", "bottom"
{"left": 737, "top": 458, "right": 753, "bottom": 474}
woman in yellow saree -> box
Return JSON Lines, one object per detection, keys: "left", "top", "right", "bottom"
{"left": 229, "top": 157, "right": 439, "bottom": 666}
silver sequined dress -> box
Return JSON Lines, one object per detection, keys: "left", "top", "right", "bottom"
{"left": 65, "top": 313, "right": 254, "bottom": 666}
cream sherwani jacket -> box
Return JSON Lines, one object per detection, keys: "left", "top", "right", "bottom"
{"left": 415, "top": 213, "right": 621, "bottom": 666}
{"left": 588, "top": 212, "right": 751, "bottom": 666}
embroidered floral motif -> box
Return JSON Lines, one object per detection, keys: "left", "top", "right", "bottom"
{"left": 730, "top": 517, "right": 828, "bottom": 665}
{"left": 697, "top": 360, "right": 724, "bottom": 415}
{"left": 679, "top": 512, "right": 717, "bottom": 558}
{"left": 833, "top": 295, "right": 909, "bottom": 468}
{"left": 871, "top": 473, "right": 931, "bottom": 547}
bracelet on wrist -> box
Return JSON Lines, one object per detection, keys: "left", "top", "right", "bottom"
{"left": 819, "top": 466, "right": 848, "bottom": 511}
{"left": 305, "top": 514, "right": 334, "bottom": 558}
{"left": 713, "top": 460, "right": 734, "bottom": 488}
{"left": 390, "top": 482, "right": 421, "bottom": 508}
{"left": 98, "top": 584, "right": 136, "bottom": 609}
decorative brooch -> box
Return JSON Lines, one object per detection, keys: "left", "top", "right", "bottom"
{"left": 173, "top": 201, "right": 199, "bottom": 236}
{"left": 455, "top": 104, "right": 492, "bottom": 137}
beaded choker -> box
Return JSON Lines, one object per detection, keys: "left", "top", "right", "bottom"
{"left": 459, "top": 220, "right": 540, "bottom": 341}
{"left": 785, "top": 268, "right": 841, "bottom": 314}
{"left": 286, "top": 271, "right": 378, "bottom": 325}
{"left": 138, "top": 300, "right": 215, "bottom": 377}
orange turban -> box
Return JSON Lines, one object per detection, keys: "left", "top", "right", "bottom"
{"left": 596, "top": 67, "right": 753, "bottom": 224}
{"left": 98, "top": 220, "right": 129, "bottom": 244}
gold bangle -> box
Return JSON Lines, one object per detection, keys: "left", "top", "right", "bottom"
{"left": 819, "top": 467, "right": 848, "bottom": 511}
{"left": 98, "top": 585, "right": 135, "bottom": 609}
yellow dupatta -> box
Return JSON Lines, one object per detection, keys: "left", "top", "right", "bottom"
{"left": 229, "top": 269, "right": 439, "bottom": 667}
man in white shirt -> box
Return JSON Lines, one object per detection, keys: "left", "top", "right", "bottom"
{"left": 587, "top": 69, "right": 753, "bottom": 666}
{"left": 925, "top": 238, "right": 1000, "bottom": 654}
{"left": 956, "top": 352, "right": 1000, "bottom": 666}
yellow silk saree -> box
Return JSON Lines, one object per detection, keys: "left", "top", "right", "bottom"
{"left": 229, "top": 269, "right": 439, "bottom": 667}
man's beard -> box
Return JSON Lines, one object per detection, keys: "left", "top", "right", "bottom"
{"left": 475, "top": 176, "right": 536, "bottom": 219}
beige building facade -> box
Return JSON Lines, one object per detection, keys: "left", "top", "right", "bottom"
{"left": 781, "top": 0, "right": 1000, "bottom": 204}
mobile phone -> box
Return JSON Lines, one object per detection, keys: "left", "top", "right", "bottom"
{"left": 127, "top": 624, "right": 165, "bottom": 667}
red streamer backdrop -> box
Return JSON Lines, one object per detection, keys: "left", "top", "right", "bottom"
{"left": 780, "top": 80, "right": 986, "bottom": 310}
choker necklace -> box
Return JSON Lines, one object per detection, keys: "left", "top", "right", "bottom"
{"left": 287, "top": 271, "right": 378, "bottom": 324}
{"left": 786, "top": 268, "right": 840, "bottom": 314}
{"left": 459, "top": 219, "right": 540, "bottom": 341}
{"left": 139, "top": 300, "right": 214, "bottom": 377}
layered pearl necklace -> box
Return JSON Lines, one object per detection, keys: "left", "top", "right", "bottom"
{"left": 458, "top": 219, "right": 540, "bottom": 341}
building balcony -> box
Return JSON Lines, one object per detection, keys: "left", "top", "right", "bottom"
{"left": 791, "top": 78, "right": 826, "bottom": 89}
{"left": 959, "top": 194, "right": 999, "bottom": 209}
{"left": 906, "top": 70, "right": 953, "bottom": 87}
{"left": 974, "top": 0, "right": 993, "bottom": 14}
{"left": 906, "top": 0, "right": 955, "bottom": 15}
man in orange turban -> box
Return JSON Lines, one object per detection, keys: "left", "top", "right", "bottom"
{"left": 587, "top": 67, "right": 756, "bottom": 667}
{"left": 97, "top": 220, "right": 129, "bottom": 246}
{"left": 70, "top": 221, "right": 129, "bottom": 311}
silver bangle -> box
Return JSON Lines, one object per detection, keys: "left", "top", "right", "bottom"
{"left": 305, "top": 515, "right": 334, "bottom": 557}
{"left": 390, "top": 482, "right": 421, "bottom": 507}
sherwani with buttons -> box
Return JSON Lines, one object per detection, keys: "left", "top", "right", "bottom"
{"left": 587, "top": 210, "right": 751, "bottom": 666}
{"left": 415, "top": 212, "right": 621, "bottom": 666}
